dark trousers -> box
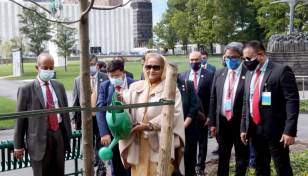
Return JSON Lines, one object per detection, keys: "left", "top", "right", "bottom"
{"left": 252, "top": 124, "right": 293, "bottom": 176}
{"left": 31, "top": 126, "right": 65, "bottom": 176}
{"left": 93, "top": 116, "right": 102, "bottom": 160}
{"left": 217, "top": 118, "right": 248, "bottom": 176}
{"left": 184, "top": 140, "right": 197, "bottom": 176}
{"left": 111, "top": 143, "right": 131, "bottom": 176}
{"left": 195, "top": 122, "right": 208, "bottom": 171}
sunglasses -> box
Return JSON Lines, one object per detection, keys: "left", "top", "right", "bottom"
{"left": 145, "top": 65, "right": 161, "bottom": 71}
{"left": 244, "top": 53, "right": 259, "bottom": 61}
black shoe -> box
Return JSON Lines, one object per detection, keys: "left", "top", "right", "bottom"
{"left": 212, "top": 146, "right": 219, "bottom": 154}
{"left": 208, "top": 133, "right": 213, "bottom": 138}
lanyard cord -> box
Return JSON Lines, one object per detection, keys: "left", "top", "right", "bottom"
{"left": 228, "top": 67, "right": 242, "bottom": 98}
{"left": 41, "top": 83, "right": 57, "bottom": 107}
{"left": 250, "top": 62, "right": 269, "bottom": 99}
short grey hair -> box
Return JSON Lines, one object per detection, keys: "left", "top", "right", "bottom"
{"left": 37, "top": 53, "right": 54, "bottom": 66}
{"left": 168, "top": 62, "right": 178, "bottom": 68}
{"left": 224, "top": 42, "right": 244, "bottom": 56}
{"left": 189, "top": 51, "right": 202, "bottom": 58}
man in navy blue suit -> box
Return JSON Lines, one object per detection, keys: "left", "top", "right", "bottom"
{"left": 201, "top": 51, "right": 216, "bottom": 72}
{"left": 180, "top": 51, "right": 214, "bottom": 176}
{"left": 96, "top": 59, "right": 136, "bottom": 176}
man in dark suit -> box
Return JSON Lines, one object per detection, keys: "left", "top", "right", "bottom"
{"left": 209, "top": 42, "right": 249, "bottom": 176}
{"left": 201, "top": 51, "right": 216, "bottom": 72}
{"left": 240, "top": 40, "right": 299, "bottom": 176}
{"left": 71, "top": 54, "right": 109, "bottom": 166}
{"left": 180, "top": 51, "right": 214, "bottom": 175}
{"left": 14, "top": 53, "right": 71, "bottom": 176}
{"left": 114, "top": 56, "right": 134, "bottom": 79}
{"left": 96, "top": 59, "right": 136, "bottom": 176}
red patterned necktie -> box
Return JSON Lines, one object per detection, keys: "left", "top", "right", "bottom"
{"left": 253, "top": 70, "right": 262, "bottom": 124}
{"left": 116, "top": 86, "right": 121, "bottom": 92}
{"left": 45, "top": 82, "right": 59, "bottom": 131}
{"left": 225, "top": 71, "right": 235, "bottom": 121}
{"left": 193, "top": 72, "right": 198, "bottom": 91}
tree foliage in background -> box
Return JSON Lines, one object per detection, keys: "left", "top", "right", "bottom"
{"left": 152, "top": 9, "right": 177, "bottom": 55}
{"left": 155, "top": 0, "right": 308, "bottom": 52}
{"left": 18, "top": 6, "right": 52, "bottom": 57}
{"left": 0, "top": 41, "right": 12, "bottom": 59}
{"left": 51, "top": 19, "right": 77, "bottom": 72}
{"left": 253, "top": 0, "right": 308, "bottom": 41}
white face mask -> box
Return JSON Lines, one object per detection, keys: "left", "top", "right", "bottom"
{"left": 39, "top": 69, "right": 54, "bottom": 82}
{"left": 90, "top": 66, "right": 97, "bottom": 75}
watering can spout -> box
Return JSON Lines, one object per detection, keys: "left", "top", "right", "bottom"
{"left": 98, "top": 91, "right": 133, "bottom": 161}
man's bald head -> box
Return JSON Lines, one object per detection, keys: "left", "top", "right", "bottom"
{"left": 189, "top": 51, "right": 202, "bottom": 59}
{"left": 35, "top": 53, "right": 54, "bottom": 74}
{"left": 37, "top": 53, "right": 54, "bottom": 67}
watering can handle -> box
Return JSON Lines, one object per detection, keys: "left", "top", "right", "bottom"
{"left": 111, "top": 91, "right": 120, "bottom": 124}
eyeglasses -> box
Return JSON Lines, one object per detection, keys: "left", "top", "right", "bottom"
{"left": 244, "top": 54, "right": 259, "bottom": 61}
{"left": 145, "top": 65, "right": 161, "bottom": 71}
{"left": 223, "top": 56, "right": 242, "bottom": 60}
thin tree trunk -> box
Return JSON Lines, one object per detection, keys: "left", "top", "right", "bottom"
{"left": 210, "top": 43, "right": 214, "bottom": 56}
{"left": 158, "top": 66, "right": 178, "bottom": 176}
{"left": 65, "top": 56, "right": 67, "bottom": 72}
{"left": 79, "top": 0, "right": 93, "bottom": 175}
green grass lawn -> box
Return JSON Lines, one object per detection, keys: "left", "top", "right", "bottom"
{"left": 0, "top": 96, "right": 17, "bottom": 129}
{"left": 0, "top": 54, "right": 224, "bottom": 91}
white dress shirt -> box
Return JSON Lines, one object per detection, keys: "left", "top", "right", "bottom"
{"left": 221, "top": 64, "right": 243, "bottom": 117}
{"left": 249, "top": 58, "right": 269, "bottom": 117}
{"left": 189, "top": 67, "right": 202, "bottom": 87}
{"left": 38, "top": 76, "right": 62, "bottom": 123}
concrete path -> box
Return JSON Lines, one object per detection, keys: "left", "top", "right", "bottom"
{"left": 0, "top": 78, "right": 73, "bottom": 107}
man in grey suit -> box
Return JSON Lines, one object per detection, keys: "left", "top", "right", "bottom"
{"left": 14, "top": 53, "right": 72, "bottom": 176}
{"left": 72, "top": 54, "right": 109, "bottom": 166}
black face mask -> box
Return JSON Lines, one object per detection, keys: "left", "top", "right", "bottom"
{"left": 222, "top": 60, "right": 227, "bottom": 67}
{"left": 244, "top": 59, "right": 259, "bottom": 71}
{"left": 100, "top": 69, "right": 107, "bottom": 73}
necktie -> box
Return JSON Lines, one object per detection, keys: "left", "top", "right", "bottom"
{"left": 253, "top": 70, "right": 262, "bottom": 124}
{"left": 193, "top": 72, "right": 198, "bottom": 91}
{"left": 225, "top": 71, "right": 235, "bottom": 121}
{"left": 116, "top": 86, "right": 121, "bottom": 92}
{"left": 45, "top": 82, "right": 59, "bottom": 131}
{"left": 91, "top": 77, "right": 96, "bottom": 116}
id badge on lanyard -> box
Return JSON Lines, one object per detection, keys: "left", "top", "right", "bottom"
{"left": 224, "top": 99, "right": 232, "bottom": 111}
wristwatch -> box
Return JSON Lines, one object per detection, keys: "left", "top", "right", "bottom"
{"left": 148, "top": 122, "right": 153, "bottom": 131}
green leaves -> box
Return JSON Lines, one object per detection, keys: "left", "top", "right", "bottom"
{"left": 18, "top": 6, "right": 52, "bottom": 56}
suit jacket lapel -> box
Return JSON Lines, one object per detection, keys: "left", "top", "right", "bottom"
{"left": 34, "top": 79, "right": 46, "bottom": 109}
{"left": 234, "top": 67, "right": 247, "bottom": 103}
{"left": 217, "top": 68, "right": 228, "bottom": 106}
{"left": 197, "top": 69, "right": 205, "bottom": 93}
{"left": 96, "top": 73, "right": 104, "bottom": 98}
{"left": 259, "top": 60, "right": 273, "bottom": 102}
{"left": 51, "top": 80, "right": 64, "bottom": 108}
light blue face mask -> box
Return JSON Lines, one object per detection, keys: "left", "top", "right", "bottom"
{"left": 110, "top": 76, "right": 124, "bottom": 86}
{"left": 90, "top": 66, "right": 97, "bottom": 75}
{"left": 40, "top": 69, "right": 54, "bottom": 82}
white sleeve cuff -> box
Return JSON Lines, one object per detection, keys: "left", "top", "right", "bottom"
{"left": 14, "top": 148, "right": 24, "bottom": 151}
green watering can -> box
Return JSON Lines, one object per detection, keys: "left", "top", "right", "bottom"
{"left": 98, "top": 91, "right": 133, "bottom": 161}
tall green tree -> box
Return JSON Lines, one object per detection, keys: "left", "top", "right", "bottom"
{"left": 152, "top": 9, "right": 177, "bottom": 55}
{"left": 18, "top": 6, "right": 52, "bottom": 56}
{"left": 252, "top": 0, "right": 308, "bottom": 42}
{"left": 51, "top": 19, "right": 77, "bottom": 72}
